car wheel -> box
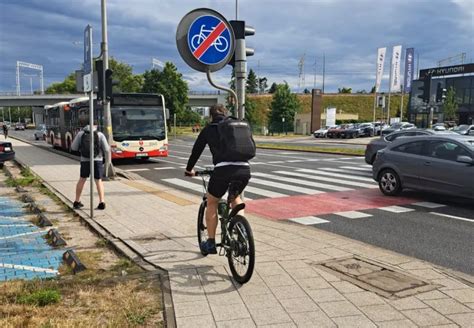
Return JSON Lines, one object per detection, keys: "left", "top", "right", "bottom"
{"left": 378, "top": 169, "right": 402, "bottom": 196}
{"left": 35, "top": 136, "right": 39, "bottom": 140}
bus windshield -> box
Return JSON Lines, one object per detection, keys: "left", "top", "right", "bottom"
{"left": 112, "top": 106, "right": 166, "bottom": 141}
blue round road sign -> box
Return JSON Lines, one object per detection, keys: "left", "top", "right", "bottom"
{"left": 176, "top": 8, "right": 235, "bottom": 73}
{"left": 187, "top": 15, "right": 232, "bottom": 65}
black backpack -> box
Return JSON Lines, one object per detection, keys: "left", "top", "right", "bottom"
{"left": 214, "top": 117, "right": 256, "bottom": 162}
{"left": 80, "top": 130, "right": 100, "bottom": 158}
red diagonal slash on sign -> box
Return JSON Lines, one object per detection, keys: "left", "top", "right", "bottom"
{"left": 193, "top": 21, "right": 226, "bottom": 59}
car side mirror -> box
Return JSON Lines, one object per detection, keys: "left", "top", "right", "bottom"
{"left": 457, "top": 155, "right": 474, "bottom": 165}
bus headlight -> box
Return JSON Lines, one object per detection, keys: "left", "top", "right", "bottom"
{"left": 111, "top": 145, "right": 123, "bottom": 154}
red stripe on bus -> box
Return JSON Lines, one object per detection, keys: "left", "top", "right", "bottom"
{"left": 193, "top": 22, "right": 226, "bottom": 59}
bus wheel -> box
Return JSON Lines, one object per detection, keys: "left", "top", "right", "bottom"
{"left": 67, "top": 139, "right": 72, "bottom": 153}
{"left": 50, "top": 136, "right": 54, "bottom": 148}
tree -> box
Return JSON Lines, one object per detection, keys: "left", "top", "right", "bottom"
{"left": 109, "top": 57, "right": 143, "bottom": 92}
{"left": 338, "top": 87, "right": 352, "bottom": 94}
{"left": 258, "top": 77, "right": 268, "bottom": 94}
{"left": 268, "top": 82, "right": 278, "bottom": 94}
{"left": 268, "top": 83, "right": 301, "bottom": 133}
{"left": 443, "top": 86, "right": 458, "bottom": 121}
{"left": 370, "top": 85, "right": 376, "bottom": 93}
{"left": 45, "top": 73, "right": 76, "bottom": 94}
{"left": 142, "top": 62, "right": 189, "bottom": 127}
{"left": 246, "top": 69, "right": 258, "bottom": 94}
{"left": 303, "top": 88, "right": 311, "bottom": 94}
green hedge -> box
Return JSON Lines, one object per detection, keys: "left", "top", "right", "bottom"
{"left": 248, "top": 94, "right": 409, "bottom": 126}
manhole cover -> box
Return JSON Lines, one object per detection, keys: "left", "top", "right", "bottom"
{"left": 316, "top": 257, "right": 438, "bottom": 299}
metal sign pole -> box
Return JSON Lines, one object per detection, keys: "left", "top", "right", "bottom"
{"left": 84, "top": 25, "right": 94, "bottom": 219}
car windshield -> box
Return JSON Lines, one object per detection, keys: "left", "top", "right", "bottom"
{"left": 390, "top": 123, "right": 402, "bottom": 129}
{"left": 453, "top": 125, "right": 469, "bottom": 131}
{"left": 112, "top": 106, "right": 166, "bottom": 141}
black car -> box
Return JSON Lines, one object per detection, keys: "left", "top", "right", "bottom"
{"left": 340, "top": 123, "right": 375, "bottom": 138}
{"left": 0, "top": 141, "right": 15, "bottom": 168}
{"left": 364, "top": 129, "right": 455, "bottom": 164}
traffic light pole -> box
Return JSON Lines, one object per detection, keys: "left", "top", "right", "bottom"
{"left": 101, "top": 0, "right": 115, "bottom": 178}
{"left": 235, "top": 38, "right": 246, "bottom": 120}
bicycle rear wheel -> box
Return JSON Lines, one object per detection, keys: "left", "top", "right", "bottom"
{"left": 197, "top": 201, "right": 208, "bottom": 256}
{"left": 227, "top": 215, "right": 255, "bottom": 284}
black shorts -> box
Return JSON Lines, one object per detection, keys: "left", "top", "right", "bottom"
{"left": 80, "top": 161, "right": 104, "bottom": 180}
{"left": 208, "top": 165, "right": 251, "bottom": 199}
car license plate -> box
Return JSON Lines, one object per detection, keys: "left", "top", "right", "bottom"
{"left": 136, "top": 153, "right": 148, "bottom": 157}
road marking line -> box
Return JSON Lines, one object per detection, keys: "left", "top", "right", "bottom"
{"left": 125, "top": 168, "right": 150, "bottom": 172}
{"left": 430, "top": 212, "right": 473, "bottom": 223}
{"left": 297, "top": 168, "right": 375, "bottom": 182}
{"left": 0, "top": 230, "right": 45, "bottom": 240}
{"left": 268, "top": 161, "right": 285, "bottom": 164}
{"left": 334, "top": 211, "right": 373, "bottom": 219}
{"left": 253, "top": 172, "right": 353, "bottom": 192}
{"left": 379, "top": 206, "right": 414, "bottom": 213}
{"left": 289, "top": 216, "right": 329, "bottom": 225}
{"left": 250, "top": 178, "right": 323, "bottom": 195}
{"left": 244, "top": 186, "right": 286, "bottom": 198}
{"left": 0, "top": 262, "right": 59, "bottom": 274}
{"left": 318, "top": 167, "right": 372, "bottom": 177}
{"left": 0, "top": 224, "right": 34, "bottom": 227}
{"left": 412, "top": 202, "right": 446, "bottom": 209}
{"left": 153, "top": 167, "right": 176, "bottom": 170}
{"left": 168, "top": 155, "right": 189, "bottom": 160}
{"left": 275, "top": 170, "right": 378, "bottom": 188}
{"left": 340, "top": 166, "right": 372, "bottom": 172}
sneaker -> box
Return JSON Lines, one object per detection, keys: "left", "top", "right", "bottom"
{"left": 97, "top": 202, "right": 106, "bottom": 210}
{"left": 73, "top": 201, "right": 84, "bottom": 209}
{"left": 200, "top": 239, "right": 217, "bottom": 255}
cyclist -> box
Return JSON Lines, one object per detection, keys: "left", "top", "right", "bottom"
{"left": 185, "top": 104, "right": 251, "bottom": 255}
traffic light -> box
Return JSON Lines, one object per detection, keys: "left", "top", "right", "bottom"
{"left": 417, "top": 76, "right": 431, "bottom": 103}
{"left": 95, "top": 59, "right": 115, "bottom": 100}
{"left": 228, "top": 20, "right": 255, "bottom": 67}
{"left": 436, "top": 82, "right": 447, "bottom": 103}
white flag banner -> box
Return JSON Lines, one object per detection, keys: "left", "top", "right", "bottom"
{"left": 375, "top": 47, "right": 386, "bottom": 92}
{"left": 390, "top": 45, "right": 402, "bottom": 92}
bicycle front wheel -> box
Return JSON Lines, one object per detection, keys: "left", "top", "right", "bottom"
{"left": 197, "top": 200, "right": 208, "bottom": 256}
{"left": 227, "top": 215, "right": 255, "bottom": 284}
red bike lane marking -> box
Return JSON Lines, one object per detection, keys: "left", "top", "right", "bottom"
{"left": 246, "top": 189, "right": 418, "bottom": 220}
{"left": 193, "top": 21, "right": 226, "bottom": 59}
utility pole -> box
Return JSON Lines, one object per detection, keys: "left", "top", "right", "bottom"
{"left": 298, "top": 53, "right": 305, "bottom": 92}
{"left": 313, "top": 57, "right": 317, "bottom": 89}
{"left": 101, "top": 0, "right": 115, "bottom": 177}
{"left": 322, "top": 53, "right": 326, "bottom": 94}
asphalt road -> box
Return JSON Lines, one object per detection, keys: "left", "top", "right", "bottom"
{"left": 11, "top": 130, "right": 474, "bottom": 275}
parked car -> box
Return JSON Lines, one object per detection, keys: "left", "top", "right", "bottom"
{"left": 0, "top": 141, "right": 15, "bottom": 168}
{"left": 340, "top": 124, "right": 363, "bottom": 138}
{"left": 34, "top": 124, "right": 47, "bottom": 140}
{"left": 313, "top": 126, "right": 335, "bottom": 138}
{"left": 373, "top": 122, "right": 388, "bottom": 136}
{"left": 452, "top": 124, "right": 474, "bottom": 135}
{"left": 381, "top": 122, "right": 416, "bottom": 136}
{"left": 432, "top": 123, "right": 447, "bottom": 131}
{"left": 14, "top": 123, "right": 25, "bottom": 131}
{"left": 326, "top": 125, "right": 341, "bottom": 138}
{"left": 364, "top": 129, "right": 456, "bottom": 164}
{"left": 372, "top": 135, "right": 474, "bottom": 199}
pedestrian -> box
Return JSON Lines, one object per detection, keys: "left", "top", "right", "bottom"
{"left": 2, "top": 123, "right": 8, "bottom": 139}
{"left": 70, "top": 124, "right": 110, "bottom": 210}
{"left": 185, "top": 104, "right": 255, "bottom": 255}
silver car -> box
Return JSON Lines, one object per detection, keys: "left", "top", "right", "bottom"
{"left": 34, "top": 124, "right": 47, "bottom": 140}
{"left": 373, "top": 135, "right": 474, "bottom": 199}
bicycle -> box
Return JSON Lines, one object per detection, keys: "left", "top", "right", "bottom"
{"left": 190, "top": 25, "right": 229, "bottom": 53}
{"left": 190, "top": 169, "right": 255, "bottom": 284}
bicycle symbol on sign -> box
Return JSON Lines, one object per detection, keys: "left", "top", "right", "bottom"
{"left": 191, "top": 24, "right": 229, "bottom": 53}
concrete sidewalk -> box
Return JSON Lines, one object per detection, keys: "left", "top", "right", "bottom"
{"left": 9, "top": 138, "right": 474, "bottom": 327}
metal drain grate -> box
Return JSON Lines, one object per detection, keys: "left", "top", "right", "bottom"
{"left": 315, "top": 257, "right": 439, "bottom": 299}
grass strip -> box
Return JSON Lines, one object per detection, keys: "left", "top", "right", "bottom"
{"left": 256, "top": 143, "right": 365, "bottom": 155}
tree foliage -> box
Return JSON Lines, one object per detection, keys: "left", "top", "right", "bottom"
{"left": 45, "top": 73, "right": 76, "bottom": 94}
{"left": 268, "top": 82, "right": 278, "bottom": 94}
{"left": 109, "top": 58, "right": 143, "bottom": 92}
{"left": 258, "top": 77, "right": 268, "bottom": 94}
{"left": 142, "top": 62, "right": 189, "bottom": 123}
{"left": 246, "top": 69, "right": 258, "bottom": 94}
{"left": 338, "top": 87, "right": 352, "bottom": 94}
{"left": 268, "top": 83, "right": 301, "bottom": 132}
{"left": 443, "top": 86, "right": 458, "bottom": 121}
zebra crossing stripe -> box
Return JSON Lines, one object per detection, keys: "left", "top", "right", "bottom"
{"left": 289, "top": 216, "right": 329, "bottom": 225}
{"left": 153, "top": 167, "right": 176, "bottom": 170}
{"left": 244, "top": 186, "right": 287, "bottom": 198}
{"left": 340, "top": 166, "right": 372, "bottom": 172}
{"left": 125, "top": 168, "right": 150, "bottom": 172}
{"left": 163, "top": 178, "right": 204, "bottom": 193}
{"left": 379, "top": 206, "right": 414, "bottom": 213}
{"left": 334, "top": 211, "right": 372, "bottom": 219}
{"left": 274, "top": 171, "right": 376, "bottom": 189}
{"left": 412, "top": 202, "right": 446, "bottom": 209}
{"left": 318, "top": 167, "right": 372, "bottom": 177}
{"left": 250, "top": 178, "right": 322, "bottom": 194}
{"left": 297, "top": 168, "right": 375, "bottom": 182}
{"left": 253, "top": 172, "right": 353, "bottom": 192}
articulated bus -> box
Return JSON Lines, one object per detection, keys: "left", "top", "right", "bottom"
{"left": 45, "top": 93, "right": 168, "bottom": 159}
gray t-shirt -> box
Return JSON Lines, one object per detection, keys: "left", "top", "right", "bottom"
{"left": 71, "top": 128, "right": 110, "bottom": 162}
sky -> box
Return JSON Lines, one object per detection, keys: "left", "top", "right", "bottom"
{"left": 0, "top": 0, "right": 473, "bottom": 94}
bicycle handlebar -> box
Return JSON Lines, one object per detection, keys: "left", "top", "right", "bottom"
{"left": 185, "top": 169, "right": 214, "bottom": 177}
